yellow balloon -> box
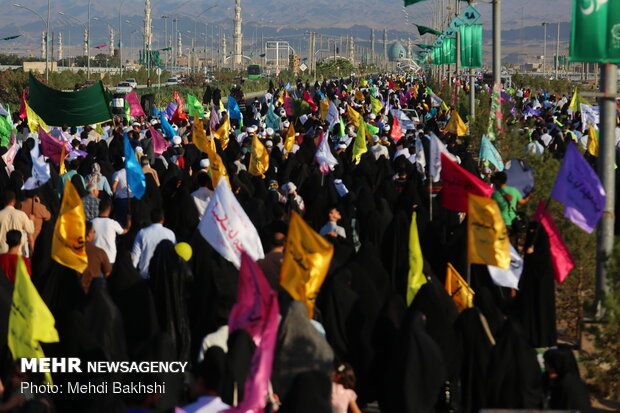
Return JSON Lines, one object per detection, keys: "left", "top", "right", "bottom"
{"left": 174, "top": 242, "right": 193, "bottom": 262}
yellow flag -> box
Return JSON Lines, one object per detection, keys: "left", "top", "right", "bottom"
{"left": 445, "top": 263, "right": 474, "bottom": 312}
{"left": 52, "top": 181, "right": 88, "bottom": 273}
{"left": 445, "top": 109, "right": 467, "bottom": 136}
{"left": 213, "top": 113, "right": 230, "bottom": 150}
{"left": 569, "top": 90, "right": 591, "bottom": 113}
{"left": 26, "top": 102, "right": 48, "bottom": 133}
{"left": 352, "top": 117, "right": 368, "bottom": 165}
{"left": 249, "top": 134, "right": 269, "bottom": 178}
{"left": 192, "top": 113, "right": 211, "bottom": 154}
{"left": 280, "top": 211, "right": 334, "bottom": 319}
{"left": 346, "top": 104, "right": 362, "bottom": 126}
{"left": 467, "top": 193, "right": 510, "bottom": 269}
{"left": 354, "top": 89, "right": 365, "bottom": 101}
{"left": 219, "top": 100, "right": 225, "bottom": 113}
{"left": 406, "top": 211, "right": 427, "bottom": 306}
{"left": 8, "top": 256, "right": 59, "bottom": 385}
{"left": 59, "top": 145, "right": 67, "bottom": 175}
{"left": 586, "top": 123, "right": 599, "bottom": 157}
{"left": 284, "top": 123, "right": 295, "bottom": 156}
{"left": 370, "top": 96, "right": 383, "bottom": 115}
{"left": 320, "top": 99, "right": 330, "bottom": 120}
{"left": 95, "top": 123, "right": 104, "bottom": 136}
{"left": 440, "top": 100, "right": 449, "bottom": 113}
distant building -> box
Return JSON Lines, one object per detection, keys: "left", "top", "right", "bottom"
{"left": 388, "top": 42, "right": 407, "bottom": 62}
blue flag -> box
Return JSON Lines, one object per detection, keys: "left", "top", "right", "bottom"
{"left": 160, "top": 113, "right": 176, "bottom": 140}
{"left": 227, "top": 96, "right": 242, "bottom": 120}
{"left": 265, "top": 105, "right": 280, "bottom": 131}
{"left": 479, "top": 135, "right": 504, "bottom": 171}
{"left": 153, "top": 106, "right": 160, "bottom": 117}
{"left": 124, "top": 134, "right": 146, "bottom": 200}
{"left": 550, "top": 142, "right": 605, "bottom": 233}
{"left": 317, "top": 89, "right": 326, "bottom": 102}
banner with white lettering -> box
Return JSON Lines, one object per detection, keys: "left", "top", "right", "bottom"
{"left": 198, "top": 179, "right": 265, "bottom": 268}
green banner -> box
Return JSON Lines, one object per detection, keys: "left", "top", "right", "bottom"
{"left": 460, "top": 24, "right": 482, "bottom": 68}
{"left": 441, "top": 38, "right": 456, "bottom": 65}
{"left": 570, "top": 0, "right": 620, "bottom": 63}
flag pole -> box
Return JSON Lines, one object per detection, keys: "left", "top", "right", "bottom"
{"left": 428, "top": 178, "right": 433, "bottom": 221}
{"left": 595, "top": 62, "right": 617, "bottom": 317}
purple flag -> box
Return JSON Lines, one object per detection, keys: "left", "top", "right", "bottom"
{"left": 525, "top": 106, "right": 541, "bottom": 117}
{"left": 551, "top": 142, "right": 606, "bottom": 233}
{"left": 209, "top": 105, "right": 220, "bottom": 132}
{"left": 163, "top": 102, "right": 177, "bottom": 120}
{"left": 225, "top": 253, "right": 279, "bottom": 413}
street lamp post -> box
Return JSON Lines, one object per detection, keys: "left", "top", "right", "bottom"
{"left": 93, "top": 18, "right": 119, "bottom": 73}
{"left": 119, "top": 0, "right": 127, "bottom": 78}
{"left": 162, "top": 16, "right": 169, "bottom": 67}
{"left": 58, "top": 11, "right": 87, "bottom": 71}
{"left": 14, "top": 3, "right": 50, "bottom": 81}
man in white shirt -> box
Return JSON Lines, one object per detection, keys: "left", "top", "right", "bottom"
{"left": 131, "top": 209, "right": 176, "bottom": 278}
{"left": 319, "top": 207, "right": 347, "bottom": 239}
{"left": 539, "top": 128, "right": 553, "bottom": 148}
{"left": 182, "top": 350, "right": 230, "bottom": 413}
{"left": 192, "top": 171, "right": 214, "bottom": 220}
{"left": 112, "top": 167, "right": 133, "bottom": 226}
{"left": 91, "top": 198, "right": 130, "bottom": 265}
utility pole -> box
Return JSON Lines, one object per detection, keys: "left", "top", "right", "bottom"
{"left": 542, "top": 22, "right": 548, "bottom": 77}
{"left": 492, "top": 0, "right": 501, "bottom": 86}
{"left": 555, "top": 22, "right": 560, "bottom": 79}
{"left": 595, "top": 63, "right": 617, "bottom": 316}
{"left": 370, "top": 29, "right": 375, "bottom": 65}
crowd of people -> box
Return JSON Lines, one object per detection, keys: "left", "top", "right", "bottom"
{"left": 0, "top": 71, "right": 611, "bottom": 413}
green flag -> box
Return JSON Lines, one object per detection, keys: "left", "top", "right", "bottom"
{"left": 570, "top": 0, "right": 620, "bottom": 63}
{"left": 366, "top": 122, "right": 379, "bottom": 135}
{"left": 1, "top": 35, "right": 21, "bottom": 41}
{"left": 0, "top": 115, "right": 12, "bottom": 146}
{"left": 442, "top": 38, "right": 456, "bottom": 65}
{"left": 460, "top": 24, "right": 482, "bottom": 68}
{"left": 124, "top": 100, "right": 130, "bottom": 121}
{"left": 416, "top": 24, "right": 442, "bottom": 36}
{"left": 404, "top": 0, "right": 428, "bottom": 6}
{"left": 187, "top": 94, "right": 204, "bottom": 118}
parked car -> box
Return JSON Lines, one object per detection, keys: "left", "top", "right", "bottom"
{"left": 115, "top": 82, "right": 133, "bottom": 94}
{"left": 124, "top": 78, "right": 138, "bottom": 88}
{"left": 165, "top": 77, "right": 180, "bottom": 86}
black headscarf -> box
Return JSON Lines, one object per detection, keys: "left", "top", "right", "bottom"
{"left": 222, "top": 329, "right": 256, "bottom": 406}
{"left": 278, "top": 370, "right": 332, "bottom": 413}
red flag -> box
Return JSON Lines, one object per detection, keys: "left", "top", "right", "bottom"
{"left": 391, "top": 114, "right": 403, "bottom": 142}
{"left": 39, "top": 127, "right": 71, "bottom": 164}
{"left": 171, "top": 90, "right": 188, "bottom": 123}
{"left": 226, "top": 253, "right": 279, "bottom": 413}
{"left": 388, "top": 78, "right": 395, "bottom": 90}
{"left": 303, "top": 90, "right": 318, "bottom": 112}
{"left": 534, "top": 201, "right": 575, "bottom": 283}
{"left": 440, "top": 153, "right": 493, "bottom": 212}
{"left": 19, "top": 90, "right": 27, "bottom": 119}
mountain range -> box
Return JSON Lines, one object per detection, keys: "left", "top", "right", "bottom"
{"left": 0, "top": 0, "right": 572, "bottom": 60}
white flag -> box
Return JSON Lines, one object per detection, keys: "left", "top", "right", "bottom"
{"left": 198, "top": 179, "right": 265, "bottom": 269}
{"left": 429, "top": 133, "right": 456, "bottom": 182}
{"left": 580, "top": 104, "right": 599, "bottom": 132}
{"left": 487, "top": 244, "right": 523, "bottom": 290}
{"left": 327, "top": 101, "right": 339, "bottom": 131}
{"left": 2, "top": 141, "right": 17, "bottom": 175}
{"left": 415, "top": 136, "right": 426, "bottom": 175}
{"left": 391, "top": 109, "right": 416, "bottom": 131}
{"left": 24, "top": 142, "right": 51, "bottom": 190}
{"left": 315, "top": 132, "right": 338, "bottom": 174}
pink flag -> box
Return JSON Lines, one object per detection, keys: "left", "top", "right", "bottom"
{"left": 283, "top": 96, "right": 294, "bottom": 117}
{"left": 303, "top": 90, "right": 317, "bottom": 112}
{"left": 534, "top": 201, "right": 575, "bottom": 283}
{"left": 440, "top": 153, "right": 494, "bottom": 212}
{"left": 148, "top": 124, "right": 170, "bottom": 156}
{"left": 39, "top": 127, "right": 71, "bottom": 164}
{"left": 225, "top": 253, "right": 279, "bottom": 413}
{"left": 125, "top": 92, "right": 146, "bottom": 117}
{"left": 2, "top": 141, "right": 18, "bottom": 175}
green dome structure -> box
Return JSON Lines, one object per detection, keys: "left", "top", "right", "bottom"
{"left": 388, "top": 41, "right": 407, "bottom": 62}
